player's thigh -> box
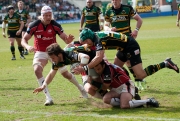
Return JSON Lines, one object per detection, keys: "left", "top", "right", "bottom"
{"left": 132, "top": 63, "right": 147, "bottom": 79}
{"left": 103, "top": 90, "right": 119, "bottom": 103}
{"left": 114, "top": 51, "right": 126, "bottom": 67}
{"left": 8, "top": 38, "right": 15, "bottom": 45}
{"left": 15, "top": 38, "right": 22, "bottom": 46}
{"left": 33, "top": 52, "right": 49, "bottom": 69}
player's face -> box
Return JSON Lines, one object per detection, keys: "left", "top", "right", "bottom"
{"left": 112, "top": 0, "right": 121, "bottom": 8}
{"left": 80, "top": 39, "right": 94, "bottom": 47}
{"left": 49, "top": 54, "right": 63, "bottom": 64}
{"left": 86, "top": 0, "right": 93, "bottom": 8}
{"left": 42, "top": 12, "right": 52, "bottom": 24}
{"left": 94, "top": 64, "right": 105, "bottom": 75}
{"left": 18, "top": 2, "right": 24, "bottom": 10}
{"left": 8, "top": 9, "right": 14, "bottom": 15}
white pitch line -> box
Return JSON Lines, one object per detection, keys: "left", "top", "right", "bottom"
{"left": 1, "top": 110, "right": 180, "bottom": 121}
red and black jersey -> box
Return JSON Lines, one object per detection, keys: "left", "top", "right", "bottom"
{"left": 27, "top": 20, "right": 63, "bottom": 52}
{"left": 101, "top": 62, "right": 130, "bottom": 88}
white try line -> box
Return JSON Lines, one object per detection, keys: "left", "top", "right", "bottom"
{"left": 0, "top": 110, "right": 180, "bottom": 121}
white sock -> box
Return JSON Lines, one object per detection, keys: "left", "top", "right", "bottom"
{"left": 69, "top": 73, "right": 82, "bottom": 91}
{"left": 110, "top": 98, "right": 120, "bottom": 106}
{"left": 129, "top": 99, "right": 148, "bottom": 108}
{"left": 93, "top": 92, "right": 103, "bottom": 99}
{"left": 38, "top": 77, "right": 52, "bottom": 100}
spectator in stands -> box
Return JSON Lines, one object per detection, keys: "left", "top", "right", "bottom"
{"left": 80, "top": 0, "right": 104, "bottom": 32}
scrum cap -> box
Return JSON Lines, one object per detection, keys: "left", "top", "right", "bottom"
{"left": 41, "top": 5, "right": 52, "bottom": 15}
{"left": 79, "top": 28, "right": 94, "bottom": 42}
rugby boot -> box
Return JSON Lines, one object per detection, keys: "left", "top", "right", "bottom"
{"left": 164, "top": 58, "right": 179, "bottom": 73}
{"left": 11, "top": 56, "right": 16, "bottom": 60}
{"left": 44, "top": 99, "right": 54, "bottom": 106}
{"left": 146, "top": 98, "right": 159, "bottom": 108}
{"left": 20, "top": 55, "right": 26, "bottom": 59}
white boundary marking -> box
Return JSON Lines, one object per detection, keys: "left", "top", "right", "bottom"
{"left": 1, "top": 110, "right": 180, "bottom": 121}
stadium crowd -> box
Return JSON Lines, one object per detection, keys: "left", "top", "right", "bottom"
{"left": 0, "top": 0, "right": 81, "bottom": 21}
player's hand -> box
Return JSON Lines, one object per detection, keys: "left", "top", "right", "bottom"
{"left": 2, "top": 33, "right": 6, "bottom": 38}
{"left": 111, "top": 27, "right": 117, "bottom": 32}
{"left": 33, "top": 86, "right": 45, "bottom": 94}
{"left": 131, "top": 30, "right": 138, "bottom": 39}
{"left": 73, "top": 65, "right": 85, "bottom": 74}
{"left": 66, "top": 34, "right": 74, "bottom": 43}
{"left": 16, "top": 30, "right": 22, "bottom": 36}
{"left": 27, "top": 46, "right": 35, "bottom": 53}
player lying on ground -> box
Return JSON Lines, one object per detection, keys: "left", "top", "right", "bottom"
{"left": 92, "top": 60, "right": 159, "bottom": 108}
{"left": 33, "top": 43, "right": 88, "bottom": 100}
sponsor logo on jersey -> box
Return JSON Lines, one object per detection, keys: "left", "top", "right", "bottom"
{"left": 48, "top": 29, "right": 52, "bottom": 33}
{"left": 8, "top": 19, "right": 16, "bottom": 23}
{"left": 42, "top": 37, "right": 53, "bottom": 40}
{"left": 112, "top": 15, "right": 127, "bottom": 22}
{"left": 134, "top": 49, "right": 140, "bottom": 55}
{"left": 85, "top": 12, "right": 95, "bottom": 16}
{"left": 37, "top": 35, "right": 41, "bottom": 38}
{"left": 36, "top": 30, "right": 43, "bottom": 32}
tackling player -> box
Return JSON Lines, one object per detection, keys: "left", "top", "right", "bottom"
{"left": 74, "top": 29, "right": 179, "bottom": 85}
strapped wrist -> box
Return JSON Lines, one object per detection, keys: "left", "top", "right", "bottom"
{"left": 82, "top": 65, "right": 89, "bottom": 74}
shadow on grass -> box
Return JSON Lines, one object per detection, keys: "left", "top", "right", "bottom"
{"left": 0, "top": 87, "right": 34, "bottom": 90}
{"left": 56, "top": 97, "right": 180, "bottom": 116}
{"left": 0, "top": 79, "right": 18, "bottom": 81}
{"left": 143, "top": 88, "right": 180, "bottom": 95}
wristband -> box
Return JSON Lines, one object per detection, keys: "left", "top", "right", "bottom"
{"left": 42, "top": 82, "right": 47, "bottom": 87}
{"left": 82, "top": 65, "right": 89, "bottom": 74}
{"left": 135, "top": 27, "right": 139, "bottom": 32}
{"left": 135, "top": 29, "right": 138, "bottom": 32}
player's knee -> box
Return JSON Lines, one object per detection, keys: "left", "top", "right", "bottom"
{"left": 61, "top": 71, "right": 71, "bottom": 79}
{"left": 120, "top": 103, "right": 130, "bottom": 109}
{"left": 134, "top": 70, "right": 146, "bottom": 79}
{"left": 33, "top": 63, "right": 43, "bottom": 76}
{"left": 103, "top": 94, "right": 111, "bottom": 104}
{"left": 84, "top": 83, "right": 95, "bottom": 96}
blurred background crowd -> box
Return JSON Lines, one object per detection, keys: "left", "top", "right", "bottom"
{"left": 0, "top": 0, "right": 82, "bottom": 21}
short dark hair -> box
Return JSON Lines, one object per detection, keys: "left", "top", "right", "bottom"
{"left": 46, "top": 43, "right": 64, "bottom": 56}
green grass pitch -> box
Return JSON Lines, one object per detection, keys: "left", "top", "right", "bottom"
{"left": 0, "top": 16, "right": 180, "bottom": 121}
